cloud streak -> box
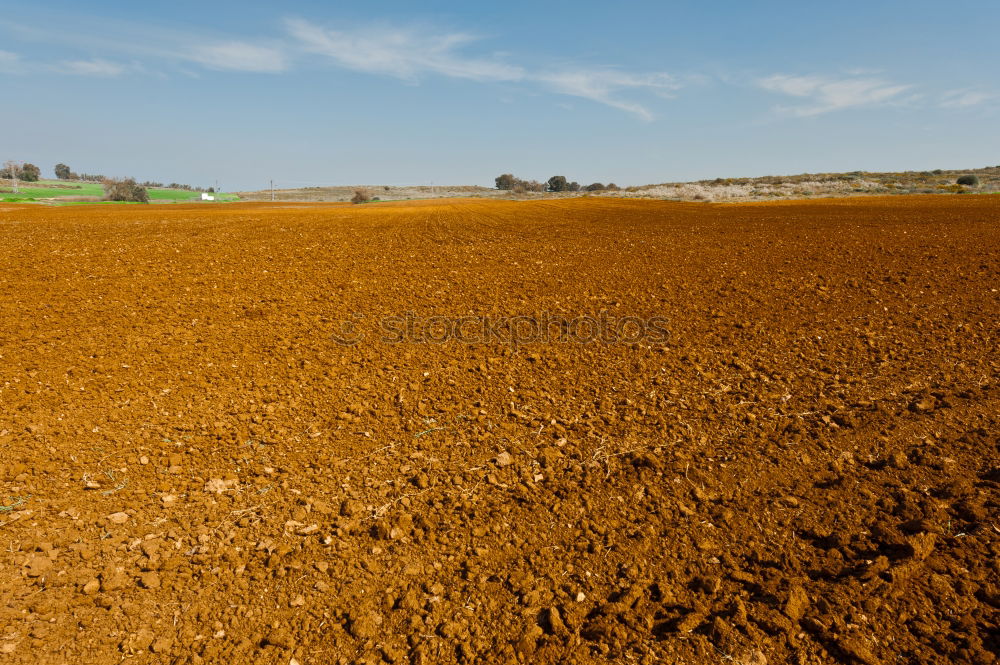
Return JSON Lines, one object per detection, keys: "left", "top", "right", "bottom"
{"left": 188, "top": 41, "right": 289, "bottom": 73}
{"left": 285, "top": 18, "right": 674, "bottom": 119}
{"left": 55, "top": 58, "right": 127, "bottom": 77}
{"left": 757, "top": 73, "right": 912, "bottom": 116}
{"left": 0, "top": 19, "right": 289, "bottom": 75}
{"left": 0, "top": 49, "right": 21, "bottom": 74}
{"left": 940, "top": 88, "right": 996, "bottom": 109}
{"left": 287, "top": 19, "right": 522, "bottom": 83}
{"left": 536, "top": 70, "right": 680, "bottom": 121}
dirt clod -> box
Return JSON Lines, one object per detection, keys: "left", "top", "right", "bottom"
{"left": 263, "top": 628, "right": 293, "bottom": 650}
{"left": 23, "top": 555, "right": 52, "bottom": 578}
{"left": 347, "top": 612, "right": 383, "bottom": 640}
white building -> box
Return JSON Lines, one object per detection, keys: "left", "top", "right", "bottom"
{"left": 201, "top": 193, "right": 216, "bottom": 201}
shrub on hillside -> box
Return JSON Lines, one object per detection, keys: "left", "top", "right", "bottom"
{"left": 567, "top": 181, "right": 581, "bottom": 192}
{"left": 513, "top": 179, "right": 546, "bottom": 193}
{"left": 103, "top": 178, "right": 149, "bottom": 203}
{"left": 54, "top": 163, "right": 72, "bottom": 180}
{"left": 585, "top": 183, "right": 605, "bottom": 191}
{"left": 605, "top": 183, "right": 620, "bottom": 191}
{"left": 956, "top": 175, "right": 980, "bottom": 187}
{"left": 494, "top": 174, "right": 556, "bottom": 193}
{"left": 351, "top": 188, "right": 371, "bottom": 204}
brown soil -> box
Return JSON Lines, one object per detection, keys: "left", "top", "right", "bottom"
{"left": 0, "top": 196, "right": 997, "bottom": 665}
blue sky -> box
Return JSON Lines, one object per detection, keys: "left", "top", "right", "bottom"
{"left": 2, "top": 1, "right": 997, "bottom": 191}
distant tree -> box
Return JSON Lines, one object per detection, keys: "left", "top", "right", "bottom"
{"left": 547, "top": 175, "right": 568, "bottom": 192}
{"left": 585, "top": 183, "right": 605, "bottom": 191}
{"left": 20, "top": 163, "right": 40, "bottom": 182}
{"left": 567, "top": 181, "right": 581, "bottom": 192}
{"left": 605, "top": 183, "right": 620, "bottom": 191}
{"left": 54, "top": 163, "right": 72, "bottom": 180}
{"left": 956, "top": 175, "right": 980, "bottom": 187}
{"left": 351, "top": 188, "right": 371, "bottom": 204}
{"left": 103, "top": 177, "right": 149, "bottom": 203}
{"left": 495, "top": 173, "right": 517, "bottom": 190}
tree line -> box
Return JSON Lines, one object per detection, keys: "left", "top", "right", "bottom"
{"left": 55, "top": 163, "right": 213, "bottom": 191}
{"left": 495, "top": 173, "right": 620, "bottom": 193}
{"left": 1, "top": 161, "right": 41, "bottom": 182}
{"left": 2, "top": 160, "right": 220, "bottom": 202}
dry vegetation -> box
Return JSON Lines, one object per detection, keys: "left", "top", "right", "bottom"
{"left": 102, "top": 178, "right": 150, "bottom": 203}
{"left": 237, "top": 166, "right": 1000, "bottom": 204}
{"left": 237, "top": 184, "right": 498, "bottom": 203}
{"left": 619, "top": 166, "right": 1000, "bottom": 202}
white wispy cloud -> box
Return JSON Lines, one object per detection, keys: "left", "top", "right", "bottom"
{"left": 0, "top": 49, "right": 21, "bottom": 74}
{"left": 56, "top": 58, "right": 127, "bottom": 77}
{"left": 285, "top": 18, "right": 676, "bottom": 119}
{"left": 0, "top": 19, "right": 288, "bottom": 75}
{"left": 758, "top": 73, "right": 912, "bottom": 116}
{"left": 3, "top": 15, "right": 677, "bottom": 117}
{"left": 286, "top": 18, "right": 523, "bottom": 82}
{"left": 536, "top": 70, "right": 680, "bottom": 121}
{"left": 188, "top": 41, "right": 289, "bottom": 73}
{"left": 940, "top": 88, "right": 996, "bottom": 109}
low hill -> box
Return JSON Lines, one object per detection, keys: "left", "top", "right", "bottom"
{"left": 621, "top": 165, "right": 1000, "bottom": 202}
{"left": 238, "top": 166, "right": 1000, "bottom": 203}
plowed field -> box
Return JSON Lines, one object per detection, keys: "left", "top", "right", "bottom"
{"left": 1, "top": 196, "right": 997, "bottom": 665}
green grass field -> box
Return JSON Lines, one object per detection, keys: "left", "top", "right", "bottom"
{"left": 0, "top": 179, "right": 239, "bottom": 204}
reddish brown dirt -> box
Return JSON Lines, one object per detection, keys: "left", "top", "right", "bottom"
{"left": 0, "top": 196, "right": 997, "bottom": 665}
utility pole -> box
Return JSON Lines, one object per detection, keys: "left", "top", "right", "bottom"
{"left": 270, "top": 179, "right": 274, "bottom": 202}
{"left": 4, "top": 160, "right": 18, "bottom": 194}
